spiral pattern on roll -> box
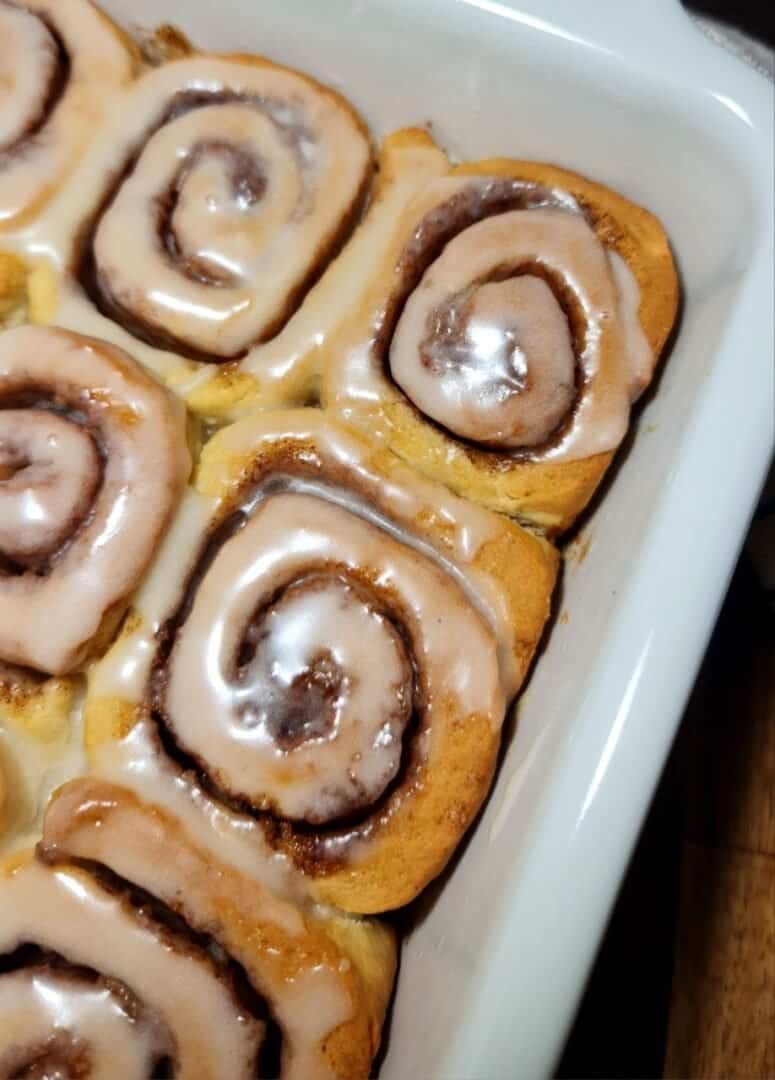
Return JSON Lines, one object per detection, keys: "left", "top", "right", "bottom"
{"left": 68, "top": 56, "right": 372, "bottom": 362}
{"left": 0, "top": 0, "right": 135, "bottom": 227}
{"left": 0, "top": 857, "right": 265, "bottom": 1078}
{"left": 0, "top": 325, "right": 190, "bottom": 674}
{"left": 373, "top": 174, "right": 631, "bottom": 455}
{"left": 79, "top": 411, "right": 556, "bottom": 911}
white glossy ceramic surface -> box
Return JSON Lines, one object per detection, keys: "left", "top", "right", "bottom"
{"left": 91, "top": 0, "right": 775, "bottom": 1075}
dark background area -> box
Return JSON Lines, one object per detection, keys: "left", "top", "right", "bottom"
{"left": 688, "top": 0, "right": 775, "bottom": 47}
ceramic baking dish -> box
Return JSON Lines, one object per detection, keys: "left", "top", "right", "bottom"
{"left": 92, "top": 0, "right": 775, "bottom": 1074}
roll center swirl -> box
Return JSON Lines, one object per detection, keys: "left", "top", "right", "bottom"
{"left": 0, "top": 407, "right": 101, "bottom": 572}
{"left": 155, "top": 495, "right": 420, "bottom": 827}
{"left": 0, "top": 326, "right": 190, "bottom": 675}
{"left": 0, "top": 962, "right": 171, "bottom": 1079}
{"left": 412, "top": 274, "right": 576, "bottom": 447}
{"left": 388, "top": 206, "right": 600, "bottom": 449}
{"left": 78, "top": 62, "right": 373, "bottom": 362}
{"left": 235, "top": 573, "right": 412, "bottom": 788}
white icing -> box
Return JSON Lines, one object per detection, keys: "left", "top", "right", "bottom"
{"left": 393, "top": 203, "right": 627, "bottom": 461}
{"left": 42, "top": 780, "right": 356, "bottom": 1080}
{"left": 276, "top": 963, "right": 355, "bottom": 1078}
{"left": 15, "top": 52, "right": 370, "bottom": 364}
{"left": 95, "top": 413, "right": 520, "bottom": 703}
{"left": 0, "top": 0, "right": 134, "bottom": 227}
{"left": 608, "top": 249, "right": 655, "bottom": 399}
{"left": 391, "top": 253, "right": 577, "bottom": 446}
{"left": 91, "top": 720, "right": 310, "bottom": 916}
{"left": 164, "top": 491, "right": 499, "bottom": 824}
{"left": 0, "top": 325, "right": 191, "bottom": 674}
{"left": 0, "top": 859, "right": 264, "bottom": 1078}
{"left": 86, "top": 412, "right": 513, "bottom": 886}
{"left": 206, "top": 572, "right": 410, "bottom": 821}
{"left": 0, "top": 409, "right": 100, "bottom": 564}
{"left": 0, "top": 5, "right": 58, "bottom": 152}
{"left": 236, "top": 134, "right": 450, "bottom": 397}
{"left": 326, "top": 167, "right": 654, "bottom": 464}
{"left": 95, "top": 102, "right": 307, "bottom": 357}
{"left": 83, "top": 489, "right": 316, "bottom": 908}
{"left": 202, "top": 411, "right": 523, "bottom": 691}
{"left": 0, "top": 968, "right": 171, "bottom": 1080}
{"left": 0, "top": 678, "right": 85, "bottom": 857}
{"left": 89, "top": 489, "right": 213, "bottom": 702}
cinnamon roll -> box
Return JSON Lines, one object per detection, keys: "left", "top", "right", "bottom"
{"left": 0, "top": 325, "right": 190, "bottom": 674}
{"left": 34, "top": 777, "right": 396, "bottom": 1079}
{"left": 0, "top": 0, "right": 136, "bottom": 229}
{"left": 0, "top": 859, "right": 256, "bottom": 1078}
{"left": 322, "top": 129, "right": 679, "bottom": 532}
{"left": 24, "top": 48, "right": 372, "bottom": 417}
{"left": 0, "top": 838, "right": 392, "bottom": 1078}
{"left": 83, "top": 410, "right": 557, "bottom": 912}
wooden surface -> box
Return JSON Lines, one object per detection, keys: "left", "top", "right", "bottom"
{"left": 557, "top": 558, "right": 775, "bottom": 1079}
{"left": 665, "top": 559, "right": 775, "bottom": 1080}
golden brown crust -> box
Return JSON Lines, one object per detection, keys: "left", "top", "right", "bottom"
{"left": 0, "top": 668, "right": 75, "bottom": 744}
{"left": 313, "top": 709, "right": 500, "bottom": 912}
{"left": 370, "top": 399, "right": 615, "bottom": 533}
{"left": 89, "top": 1, "right": 144, "bottom": 72}
{"left": 0, "top": 251, "right": 28, "bottom": 324}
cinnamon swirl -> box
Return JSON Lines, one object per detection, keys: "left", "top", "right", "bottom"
{"left": 0, "top": 0, "right": 136, "bottom": 229}
{"left": 0, "top": 325, "right": 190, "bottom": 674}
{"left": 20, "top": 48, "right": 372, "bottom": 418}
{"left": 322, "top": 130, "right": 679, "bottom": 532}
{"left": 83, "top": 410, "right": 557, "bottom": 911}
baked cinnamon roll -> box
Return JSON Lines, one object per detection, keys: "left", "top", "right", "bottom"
{"left": 322, "top": 129, "right": 679, "bottom": 532}
{"left": 83, "top": 410, "right": 557, "bottom": 912}
{"left": 22, "top": 47, "right": 372, "bottom": 417}
{"left": 0, "top": 858, "right": 258, "bottom": 1078}
{"left": 0, "top": 777, "right": 394, "bottom": 1077}
{"left": 0, "top": 0, "right": 136, "bottom": 229}
{"left": 0, "top": 325, "right": 190, "bottom": 674}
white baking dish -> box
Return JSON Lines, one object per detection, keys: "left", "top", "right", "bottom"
{"left": 91, "top": 0, "right": 775, "bottom": 1074}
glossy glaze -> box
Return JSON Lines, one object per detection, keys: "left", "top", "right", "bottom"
{"left": 0, "top": 326, "right": 190, "bottom": 674}
{"left": 0, "top": 858, "right": 263, "bottom": 1078}
{"left": 0, "top": 0, "right": 134, "bottom": 227}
